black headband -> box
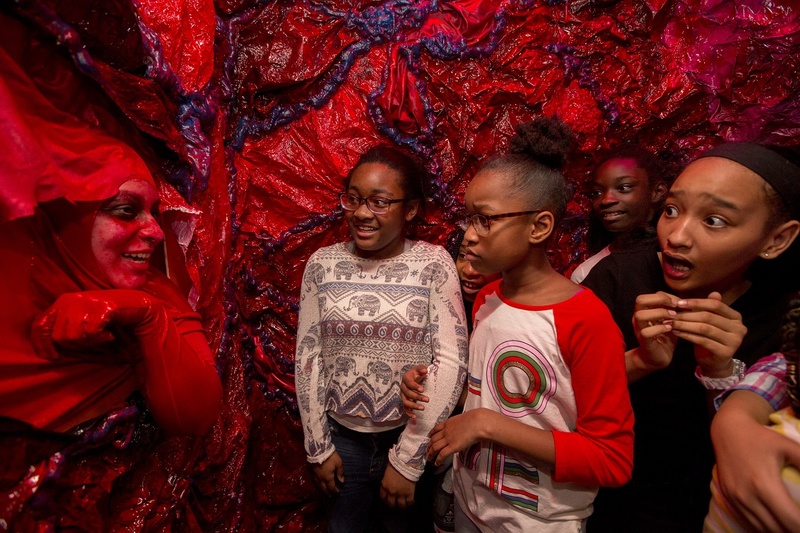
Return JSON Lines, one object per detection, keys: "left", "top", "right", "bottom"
{"left": 697, "top": 142, "right": 800, "bottom": 220}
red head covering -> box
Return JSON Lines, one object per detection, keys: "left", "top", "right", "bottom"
{"left": 0, "top": 46, "right": 154, "bottom": 223}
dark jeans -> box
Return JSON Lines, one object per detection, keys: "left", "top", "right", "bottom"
{"left": 326, "top": 418, "right": 412, "bottom": 533}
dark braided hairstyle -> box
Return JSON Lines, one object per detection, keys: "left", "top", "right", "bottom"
{"left": 587, "top": 143, "right": 672, "bottom": 254}
{"left": 481, "top": 116, "right": 572, "bottom": 222}
{"left": 782, "top": 291, "right": 800, "bottom": 414}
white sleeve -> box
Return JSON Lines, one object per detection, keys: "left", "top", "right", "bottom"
{"left": 295, "top": 254, "right": 335, "bottom": 464}
{"left": 389, "top": 249, "right": 468, "bottom": 481}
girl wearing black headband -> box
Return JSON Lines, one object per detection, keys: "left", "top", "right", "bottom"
{"left": 582, "top": 142, "right": 800, "bottom": 532}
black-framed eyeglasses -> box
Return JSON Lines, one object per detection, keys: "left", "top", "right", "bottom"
{"left": 339, "top": 193, "right": 411, "bottom": 215}
{"left": 458, "top": 210, "right": 542, "bottom": 236}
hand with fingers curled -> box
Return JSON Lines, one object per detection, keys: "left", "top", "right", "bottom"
{"left": 630, "top": 291, "right": 747, "bottom": 380}
{"left": 668, "top": 292, "right": 747, "bottom": 379}
{"left": 399, "top": 364, "right": 429, "bottom": 418}
{"left": 710, "top": 391, "right": 800, "bottom": 533}
{"left": 312, "top": 451, "right": 344, "bottom": 497}
{"left": 31, "top": 290, "right": 159, "bottom": 361}
{"left": 630, "top": 291, "right": 681, "bottom": 375}
{"left": 380, "top": 463, "right": 416, "bottom": 509}
{"left": 427, "top": 409, "right": 484, "bottom": 467}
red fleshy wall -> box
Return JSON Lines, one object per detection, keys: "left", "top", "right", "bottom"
{"left": 2, "top": 0, "right": 800, "bottom": 530}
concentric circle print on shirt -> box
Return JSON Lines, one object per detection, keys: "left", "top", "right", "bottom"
{"left": 487, "top": 340, "right": 557, "bottom": 417}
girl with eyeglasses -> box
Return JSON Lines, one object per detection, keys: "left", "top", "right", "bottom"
{"left": 419, "top": 117, "right": 634, "bottom": 532}
{"left": 295, "top": 145, "right": 468, "bottom": 532}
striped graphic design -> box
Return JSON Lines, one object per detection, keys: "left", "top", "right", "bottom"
{"left": 501, "top": 484, "right": 540, "bottom": 512}
{"left": 467, "top": 374, "right": 481, "bottom": 396}
{"left": 487, "top": 445, "right": 541, "bottom": 513}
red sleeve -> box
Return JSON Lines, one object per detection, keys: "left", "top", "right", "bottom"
{"left": 137, "top": 274, "right": 222, "bottom": 436}
{"left": 471, "top": 279, "right": 500, "bottom": 328}
{"left": 551, "top": 290, "right": 634, "bottom": 487}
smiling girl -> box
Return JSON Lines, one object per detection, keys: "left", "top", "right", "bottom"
{"left": 294, "top": 145, "right": 467, "bottom": 532}
{"left": 583, "top": 142, "right": 800, "bottom": 532}
{"left": 570, "top": 143, "right": 669, "bottom": 284}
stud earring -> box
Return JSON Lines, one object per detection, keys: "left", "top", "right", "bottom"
{"left": 763, "top": 252, "right": 770, "bottom": 258}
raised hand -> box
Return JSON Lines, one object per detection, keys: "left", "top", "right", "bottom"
{"left": 629, "top": 291, "right": 681, "bottom": 375}
{"left": 31, "top": 290, "right": 151, "bottom": 359}
{"left": 669, "top": 292, "right": 747, "bottom": 378}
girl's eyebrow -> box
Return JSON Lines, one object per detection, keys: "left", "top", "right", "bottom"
{"left": 347, "top": 185, "right": 394, "bottom": 196}
{"left": 668, "top": 189, "right": 741, "bottom": 212}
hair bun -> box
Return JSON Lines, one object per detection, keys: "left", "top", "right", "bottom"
{"left": 508, "top": 116, "right": 572, "bottom": 170}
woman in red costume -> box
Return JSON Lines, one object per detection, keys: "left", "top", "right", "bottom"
{"left": 0, "top": 46, "right": 222, "bottom": 529}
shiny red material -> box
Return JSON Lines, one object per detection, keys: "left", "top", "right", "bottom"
{"left": 0, "top": 47, "right": 154, "bottom": 222}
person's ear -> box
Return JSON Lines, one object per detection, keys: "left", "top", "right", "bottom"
{"left": 529, "top": 211, "right": 555, "bottom": 245}
{"left": 404, "top": 199, "right": 420, "bottom": 222}
{"left": 651, "top": 181, "right": 668, "bottom": 204}
{"left": 760, "top": 219, "right": 800, "bottom": 259}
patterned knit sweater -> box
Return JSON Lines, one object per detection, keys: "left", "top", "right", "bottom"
{"left": 295, "top": 240, "right": 468, "bottom": 481}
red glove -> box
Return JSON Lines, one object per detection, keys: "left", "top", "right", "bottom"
{"left": 32, "top": 290, "right": 222, "bottom": 435}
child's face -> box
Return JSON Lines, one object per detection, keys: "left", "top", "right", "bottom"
{"left": 456, "top": 242, "right": 500, "bottom": 302}
{"left": 345, "top": 162, "right": 417, "bottom": 260}
{"left": 657, "top": 157, "right": 775, "bottom": 299}
{"left": 462, "top": 169, "right": 534, "bottom": 276}
{"left": 590, "top": 157, "right": 661, "bottom": 234}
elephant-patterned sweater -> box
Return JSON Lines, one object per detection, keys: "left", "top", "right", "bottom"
{"left": 295, "top": 240, "right": 468, "bottom": 482}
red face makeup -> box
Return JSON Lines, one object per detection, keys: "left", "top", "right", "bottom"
{"left": 91, "top": 179, "right": 164, "bottom": 289}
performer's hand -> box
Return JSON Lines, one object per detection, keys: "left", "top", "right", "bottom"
{"left": 31, "top": 290, "right": 145, "bottom": 358}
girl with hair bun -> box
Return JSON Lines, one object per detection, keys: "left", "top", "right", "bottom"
{"left": 421, "top": 117, "right": 634, "bottom": 532}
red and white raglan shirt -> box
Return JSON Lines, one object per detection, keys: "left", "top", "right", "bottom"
{"left": 453, "top": 280, "right": 634, "bottom": 532}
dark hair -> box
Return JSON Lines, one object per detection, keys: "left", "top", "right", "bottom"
{"left": 446, "top": 228, "right": 466, "bottom": 263}
{"left": 587, "top": 143, "right": 670, "bottom": 254}
{"left": 481, "top": 117, "right": 572, "bottom": 222}
{"left": 762, "top": 145, "right": 800, "bottom": 230}
{"left": 781, "top": 291, "right": 800, "bottom": 413}
{"left": 597, "top": 143, "right": 667, "bottom": 189}
{"left": 345, "top": 145, "right": 428, "bottom": 220}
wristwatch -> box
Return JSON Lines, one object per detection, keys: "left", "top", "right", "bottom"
{"left": 694, "top": 359, "right": 747, "bottom": 390}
